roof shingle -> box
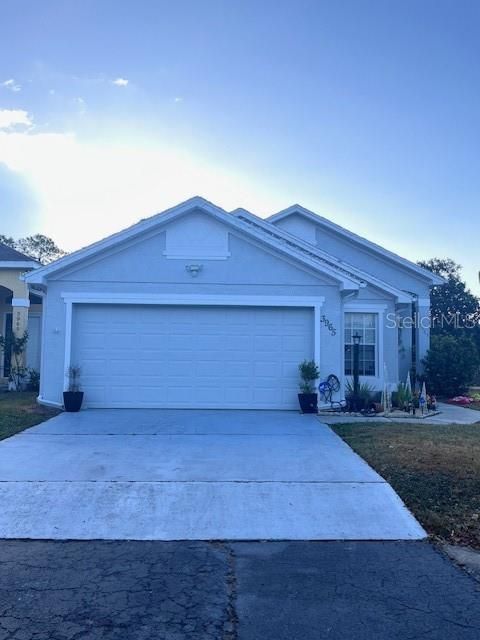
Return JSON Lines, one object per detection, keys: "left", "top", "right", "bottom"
{"left": 0, "top": 243, "right": 36, "bottom": 263}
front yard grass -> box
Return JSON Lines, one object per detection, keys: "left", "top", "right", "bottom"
{"left": 0, "top": 392, "right": 60, "bottom": 441}
{"left": 332, "top": 422, "right": 480, "bottom": 549}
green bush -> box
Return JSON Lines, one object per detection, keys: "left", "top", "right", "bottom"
{"left": 298, "top": 360, "right": 320, "bottom": 393}
{"left": 423, "top": 334, "right": 480, "bottom": 397}
{"left": 392, "top": 382, "right": 412, "bottom": 409}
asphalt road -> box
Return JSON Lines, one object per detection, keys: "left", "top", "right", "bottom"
{"left": 0, "top": 541, "right": 479, "bottom": 640}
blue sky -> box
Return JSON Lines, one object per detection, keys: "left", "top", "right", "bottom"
{"left": 0, "top": 0, "right": 479, "bottom": 292}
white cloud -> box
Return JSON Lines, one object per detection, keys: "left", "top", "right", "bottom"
{"left": 0, "top": 109, "right": 32, "bottom": 129}
{"left": 113, "top": 77, "right": 129, "bottom": 87}
{"left": 174, "top": 97, "right": 183, "bottom": 103}
{"left": 2, "top": 78, "right": 21, "bottom": 92}
{"left": 0, "top": 125, "right": 286, "bottom": 252}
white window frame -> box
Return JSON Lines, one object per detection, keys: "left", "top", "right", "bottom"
{"left": 342, "top": 303, "right": 387, "bottom": 388}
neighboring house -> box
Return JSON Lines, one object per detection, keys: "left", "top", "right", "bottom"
{"left": 0, "top": 243, "right": 42, "bottom": 384}
{"left": 25, "top": 197, "right": 444, "bottom": 410}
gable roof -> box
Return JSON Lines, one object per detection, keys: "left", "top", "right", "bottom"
{"left": 25, "top": 197, "right": 361, "bottom": 290}
{"left": 232, "top": 208, "right": 414, "bottom": 303}
{"left": 0, "top": 243, "right": 39, "bottom": 268}
{"left": 267, "top": 204, "right": 445, "bottom": 286}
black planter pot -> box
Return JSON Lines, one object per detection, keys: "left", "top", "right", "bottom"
{"left": 63, "top": 391, "right": 84, "bottom": 412}
{"left": 298, "top": 392, "right": 318, "bottom": 414}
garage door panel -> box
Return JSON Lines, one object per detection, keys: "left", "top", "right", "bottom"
{"left": 80, "top": 350, "right": 106, "bottom": 363}
{"left": 224, "top": 362, "right": 252, "bottom": 377}
{"left": 283, "top": 336, "right": 310, "bottom": 352}
{"left": 72, "top": 304, "right": 314, "bottom": 409}
{"left": 136, "top": 387, "right": 167, "bottom": 403}
{"left": 225, "top": 337, "right": 253, "bottom": 352}
{"left": 81, "top": 334, "right": 106, "bottom": 350}
{"left": 167, "top": 335, "right": 198, "bottom": 350}
{"left": 138, "top": 335, "right": 166, "bottom": 348}
{"left": 82, "top": 383, "right": 106, "bottom": 403}
{"left": 254, "top": 335, "right": 282, "bottom": 352}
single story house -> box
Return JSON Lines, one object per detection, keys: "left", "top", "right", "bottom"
{"left": 0, "top": 243, "right": 42, "bottom": 386}
{"left": 25, "top": 197, "right": 443, "bottom": 409}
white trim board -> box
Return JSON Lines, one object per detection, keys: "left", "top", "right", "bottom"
{"left": 61, "top": 293, "right": 326, "bottom": 307}
{"left": 63, "top": 300, "right": 73, "bottom": 391}
{"left": 0, "top": 261, "right": 38, "bottom": 269}
{"left": 11, "top": 298, "right": 30, "bottom": 308}
{"left": 343, "top": 303, "right": 388, "bottom": 312}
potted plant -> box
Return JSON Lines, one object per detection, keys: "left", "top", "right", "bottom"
{"left": 63, "top": 365, "right": 84, "bottom": 412}
{"left": 298, "top": 360, "right": 320, "bottom": 413}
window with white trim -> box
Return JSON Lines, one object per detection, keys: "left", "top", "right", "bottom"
{"left": 344, "top": 312, "right": 377, "bottom": 376}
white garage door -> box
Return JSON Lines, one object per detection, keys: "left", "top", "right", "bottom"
{"left": 71, "top": 305, "right": 314, "bottom": 409}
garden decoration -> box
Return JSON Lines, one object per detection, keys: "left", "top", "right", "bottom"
{"left": 448, "top": 395, "right": 475, "bottom": 405}
{"left": 318, "top": 374, "right": 342, "bottom": 408}
{"left": 419, "top": 382, "right": 428, "bottom": 415}
{"left": 381, "top": 363, "right": 392, "bottom": 413}
{"left": 405, "top": 371, "right": 412, "bottom": 395}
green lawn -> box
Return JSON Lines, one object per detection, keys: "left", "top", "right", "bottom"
{"left": 0, "top": 392, "right": 60, "bottom": 441}
{"left": 332, "top": 422, "right": 480, "bottom": 549}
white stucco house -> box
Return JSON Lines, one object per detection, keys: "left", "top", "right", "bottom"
{"left": 25, "top": 197, "right": 444, "bottom": 410}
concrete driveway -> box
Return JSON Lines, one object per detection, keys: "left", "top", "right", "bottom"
{"left": 0, "top": 410, "right": 425, "bottom": 540}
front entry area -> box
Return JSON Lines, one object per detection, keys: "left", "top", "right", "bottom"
{"left": 72, "top": 304, "right": 314, "bottom": 409}
{"left": 0, "top": 409, "right": 425, "bottom": 540}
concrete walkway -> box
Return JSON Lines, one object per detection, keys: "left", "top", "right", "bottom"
{"left": 0, "top": 410, "right": 425, "bottom": 540}
{"left": 320, "top": 401, "right": 480, "bottom": 425}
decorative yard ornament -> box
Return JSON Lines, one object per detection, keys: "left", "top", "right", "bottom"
{"left": 405, "top": 371, "right": 412, "bottom": 395}
{"left": 420, "top": 381, "right": 428, "bottom": 415}
{"left": 382, "top": 363, "right": 391, "bottom": 413}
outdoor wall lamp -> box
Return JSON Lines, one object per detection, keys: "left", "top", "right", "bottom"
{"left": 185, "top": 264, "right": 203, "bottom": 278}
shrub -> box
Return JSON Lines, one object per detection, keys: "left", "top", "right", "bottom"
{"left": 392, "top": 382, "right": 412, "bottom": 409}
{"left": 298, "top": 360, "right": 320, "bottom": 393}
{"left": 423, "top": 334, "right": 480, "bottom": 397}
{"left": 27, "top": 368, "right": 40, "bottom": 392}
